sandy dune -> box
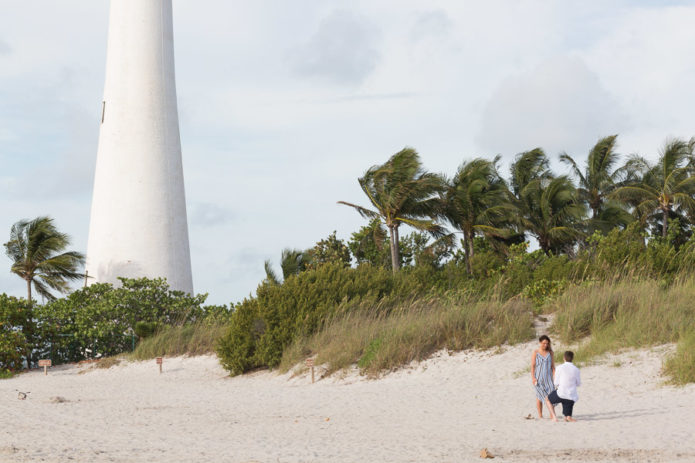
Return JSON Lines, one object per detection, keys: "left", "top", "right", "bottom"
{"left": 2, "top": 342, "right": 694, "bottom": 462}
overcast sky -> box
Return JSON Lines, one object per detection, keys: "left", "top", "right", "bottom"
{"left": 2, "top": 1, "right": 695, "bottom": 305}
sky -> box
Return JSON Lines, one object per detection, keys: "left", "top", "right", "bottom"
{"left": 1, "top": 1, "right": 695, "bottom": 305}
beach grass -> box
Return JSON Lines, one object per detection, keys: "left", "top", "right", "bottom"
{"left": 130, "top": 322, "right": 229, "bottom": 360}
{"left": 280, "top": 295, "right": 535, "bottom": 376}
{"left": 95, "top": 356, "right": 122, "bottom": 369}
{"left": 549, "top": 277, "right": 695, "bottom": 382}
{"left": 664, "top": 330, "right": 695, "bottom": 385}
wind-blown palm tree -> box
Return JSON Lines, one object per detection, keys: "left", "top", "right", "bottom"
{"left": 338, "top": 148, "right": 444, "bottom": 272}
{"left": 612, "top": 139, "right": 695, "bottom": 237}
{"left": 510, "top": 150, "right": 586, "bottom": 254}
{"left": 263, "top": 248, "right": 308, "bottom": 285}
{"left": 4, "top": 216, "right": 85, "bottom": 303}
{"left": 559, "top": 135, "right": 632, "bottom": 233}
{"left": 440, "top": 156, "right": 514, "bottom": 274}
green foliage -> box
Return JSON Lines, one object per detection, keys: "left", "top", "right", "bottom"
{"left": 134, "top": 321, "right": 158, "bottom": 339}
{"left": 348, "top": 219, "right": 390, "bottom": 267}
{"left": 4, "top": 216, "right": 85, "bottom": 302}
{"left": 357, "top": 337, "right": 383, "bottom": 369}
{"left": 34, "top": 278, "right": 208, "bottom": 363}
{"left": 217, "top": 262, "right": 444, "bottom": 375}
{"left": 0, "top": 294, "right": 33, "bottom": 370}
{"left": 522, "top": 279, "right": 568, "bottom": 309}
{"left": 339, "top": 147, "right": 445, "bottom": 271}
{"left": 0, "top": 294, "right": 29, "bottom": 371}
{"left": 305, "top": 231, "right": 352, "bottom": 270}
{"left": 217, "top": 298, "right": 263, "bottom": 375}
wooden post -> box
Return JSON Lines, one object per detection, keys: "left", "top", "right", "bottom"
{"left": 156, "top": 357, "right": 163, "bottom": 374}
{"left": 38, "top": 359, "right": 51, "bottom": 376}
{"left": 305, "top": 358, "right": 315, "bottom": 383}
{"left": 84, "top": 270, "right": 89, "bottom": 288}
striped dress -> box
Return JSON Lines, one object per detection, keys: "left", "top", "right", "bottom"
{"left": 533, "top": 351, "right": 554, "bottom": 400}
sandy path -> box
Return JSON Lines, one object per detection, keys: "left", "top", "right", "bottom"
{"left": 2, "top": 342, "right": 694, "bottom": 463}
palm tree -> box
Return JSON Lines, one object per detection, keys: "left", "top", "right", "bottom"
{"left": 510, "top": 150, "right": 586, "bottom": 254}
{"left": 612, "top": 139, "right": 695, "bottom": 237}
{"left": 440, "top": 156, "right": 514, "bottom": 274}
{"left": 263, "top": 248, "right": 308, "bottom": 285}
{"left": 338, "top": 148, "right": 444, "bottom": 272}
{"left": 4, "top": 216, "right": 85, "bottom": 303}
{"left": 559, "top": 135, "right": 632, "bottom": 233}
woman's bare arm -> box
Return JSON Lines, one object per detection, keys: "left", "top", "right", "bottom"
{"left": 531, "top": 350, "right": 537, "bottom": 384}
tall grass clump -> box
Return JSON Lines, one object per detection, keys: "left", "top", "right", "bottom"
{"left": 663, "top": 331, "right": 695, "bottom": 385}
{"left": 550, "top": 278, "right": 695, "bottom": 362}
{"left": 130, "top": 322, "right": 228, "bottom": 360}
{"left": 279, "top": 295, "right": 534, "bottom": 377}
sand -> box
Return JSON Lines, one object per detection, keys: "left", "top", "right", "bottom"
{"left": 2, "top": 342, "right": 694, "bottom": 463}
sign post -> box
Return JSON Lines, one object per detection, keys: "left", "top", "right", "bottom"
{"left": 305, "top": 358, "right": 315, "bottom": 383}
{"left": 38, "top": 359, "right": 52, "bottom": 376}
{"left": 156, "top": 357, "right": 163, "bottom": 374}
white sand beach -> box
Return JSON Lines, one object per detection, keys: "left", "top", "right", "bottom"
{"left": 2, "top": 342, "right": 694, "bottom": 463}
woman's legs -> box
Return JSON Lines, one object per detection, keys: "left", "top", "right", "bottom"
{"left": 536, "top": 398, "right": 543, "bottom": 418}
{"left": 544, "top": 397, "right": 559, "bottom": 422}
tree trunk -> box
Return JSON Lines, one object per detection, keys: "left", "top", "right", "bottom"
{"left": 662, "top": 208, "right": 669, "bottom": 238}
{"left": 388, "top": 225, "right": 400, "bottom": 273}
{"left": 25, "top": 279, "right": 33, "bottom": 370}
{"left": 464, "top": 231, "right": 473, "bottom": 275}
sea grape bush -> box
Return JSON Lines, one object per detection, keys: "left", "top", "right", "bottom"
{"left": 0, "top": 294, "right": 29, "bottom": 372}
{"left": 0, "top": 277, "right": 214, "bottom": 369}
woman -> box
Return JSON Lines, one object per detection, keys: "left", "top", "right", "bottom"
{"left": 531, "top": 334, "right": 558, "bottom": 421}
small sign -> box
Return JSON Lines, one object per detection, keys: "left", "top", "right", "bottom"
{"left": 155, "top": 357, "right": 163, "bottom": 365}
{"left": 39, "top": 359, "right": 52, "bottom": 376}
{"left": 305, "top": 358, "right": 315, "bottom": 383}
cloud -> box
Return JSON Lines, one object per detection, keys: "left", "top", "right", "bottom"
{"left": 0, "top": 39, "right": 10, "bottom": 55}
{"left": 190, "top": 202, "right": 235, "bottom": 227}
{"left": 410, "top": 10, "right": 453, "bottom": 43}
{"left": 476, "top": 55, "right": 628, "bottom": 159}
{"left": 289, "top": 10, "right": 381, "bottom": 85}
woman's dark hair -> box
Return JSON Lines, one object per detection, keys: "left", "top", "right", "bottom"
{"left": 538, "top": 335, "right": 553, "bottom": 353}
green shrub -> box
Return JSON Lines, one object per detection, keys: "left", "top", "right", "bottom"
{"left": 522, "top": 278, "right": 568, "bottom": 310}
{"left": 0, "top": 294, "right": 31, "bottom": 371}
{"left": 34, "top": 278, "right": 209, "bottom": 363}
{"left": 216, "top": 262, "right": 450, "bottom": 375}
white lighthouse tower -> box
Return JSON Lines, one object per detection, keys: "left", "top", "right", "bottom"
{"left": 86, "top": 0, "right": 193, "bottom": 293}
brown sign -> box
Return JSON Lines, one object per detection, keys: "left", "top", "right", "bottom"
{"left": 305, "top": 358, "right": 314, "bottom": 367}
{"left": 156, "top": 357, "right": 163, "bottom": 364}
{"left": 38, "top": 359, "right": 52, "bottom": 367}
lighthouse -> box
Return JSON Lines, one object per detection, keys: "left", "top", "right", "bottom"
{"left": 86, "top": 0, "right": 193, "bottom": 293}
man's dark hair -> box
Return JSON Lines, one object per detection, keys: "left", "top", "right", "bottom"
{"left": 564, "top": 351, "right": 574, "bottom": 362}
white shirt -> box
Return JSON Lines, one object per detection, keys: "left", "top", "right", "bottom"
{"left": 554, "top": 362, "right": 581, "bottom": 402}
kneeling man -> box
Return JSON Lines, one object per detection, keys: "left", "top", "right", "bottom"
{"left": 549, "top": 350, "right": 581, "bottom": 422}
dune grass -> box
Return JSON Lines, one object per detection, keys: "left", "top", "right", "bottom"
{"left": 130, "top": 322, "right": 229, "bottom": 361}
{"left": 664, "top": 330, "right": 695, "bottom": 385}
{"left": 549, "top": 277, "right": 695, "bottom": 384}
{"left": 280, "top": 295, "right": 535, "bottom": 377}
